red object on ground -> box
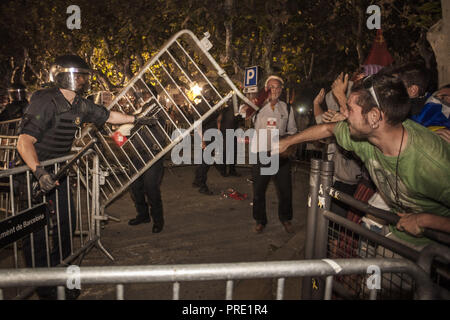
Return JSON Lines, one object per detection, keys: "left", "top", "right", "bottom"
{"left": 364, "top": 29, "right": 394, "bottom": 67}
{"left": 222, "top": 188, "right": 248, "bottom": 200}
{"left": 111, "top": 131, "right": 128, "bottom": 147}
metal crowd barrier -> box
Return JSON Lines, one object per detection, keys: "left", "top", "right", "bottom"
{"left": 0, "top": 257, "right": 445, "bottom": 300}
{"left": 75, "top": 29, "right": 257, "bottom": 215}
{"left": 303, "top": 159, "right": 450, "bottom": 300}
{"left": 0, "top": 118, "right": 21, "bottom": 169}
{"left": 0, "top": 145, "right": 109, "bottom": 299}
{"left": 0, "top": 118, "right": 21, "bottom": 217}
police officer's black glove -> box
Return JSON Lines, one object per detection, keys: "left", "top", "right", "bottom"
{"left": 133, "top": 116, "right": 158, "bottom": 128}
{"left": 34, "top": 166, "right": 57, "bottom": 193}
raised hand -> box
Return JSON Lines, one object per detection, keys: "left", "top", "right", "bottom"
{"left": 332, "top": 72, "right": 349, "bottom": 98}
{"left": 313, "top": 88, "right": 325, "bottom": 106}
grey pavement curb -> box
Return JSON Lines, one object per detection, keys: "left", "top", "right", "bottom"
{"left": 233, "top": 227, "right": 307, "bottom": 300}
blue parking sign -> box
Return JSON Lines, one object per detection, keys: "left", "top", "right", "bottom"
{"left": 244, "top": 66, "right": 258, "bottom": 87}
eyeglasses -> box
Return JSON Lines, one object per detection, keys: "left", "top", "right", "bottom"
{"left": 363, "top": 75, "right": 382, "bottom": 111}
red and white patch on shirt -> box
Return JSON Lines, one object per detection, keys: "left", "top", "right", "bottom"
{"left": 266, "top": 117, "right": 277, "bottom": 130}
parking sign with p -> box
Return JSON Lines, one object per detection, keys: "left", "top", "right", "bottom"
{"left": 244, "top": 66, "right": 258, "bottom": 87}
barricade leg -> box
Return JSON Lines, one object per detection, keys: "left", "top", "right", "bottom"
{"left": 312, "top": 160, "right": 333, "bottom": 299}
{"left": 92, "top": 154, "right": 114, "bottom": 262}
{"left": 301, "top": 159, "right": 321, "bottom": 300}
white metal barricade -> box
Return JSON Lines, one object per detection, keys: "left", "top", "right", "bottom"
{"left": 0, "top": 147, "right": 109, "bottom": 299}
{"left": 0, "top": 256, "right": 448, "bottom": 300}
{"left": 0, "top": 118, "right": 22, "bottom": 217}
{"left": 0, "top": 118, "right": 21, "bottom": 170}
{"left": 75, "top": 29, "right": 257, "bottom": 211}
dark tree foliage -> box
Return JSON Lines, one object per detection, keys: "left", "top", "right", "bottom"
{"left": 0, "top": 0, "right": 442, "bottom": 96}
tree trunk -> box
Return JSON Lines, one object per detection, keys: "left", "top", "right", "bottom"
{"left": 427, "top": 1, "right": 450, "bottom": 87}
{"left": 223, "top": 0, "right": 234, "bottom": 64}
{"left": 26, "top": 59, "right": 44, "bottom": 84}
{"left": 306, "top": 53, "right": 314, "bottom": 81}
{"left": 416, "top": 31, "right": 435, "bottom": 70}
{"left": 262, "top": 22, "right": 280, "bottom": 75}
{"left": 355, "top": 3, "right": 364, "bottom": 66}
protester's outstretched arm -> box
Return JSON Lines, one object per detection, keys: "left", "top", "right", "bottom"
{"left": 277, "top": 123, "right": 336, "bottom": 154}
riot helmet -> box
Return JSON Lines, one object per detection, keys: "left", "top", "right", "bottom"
{"left": 8, "top": 83, "right": 27, "bottom": 102}
{"left": 49, "top": 55, "right": 91, "bottom": 94}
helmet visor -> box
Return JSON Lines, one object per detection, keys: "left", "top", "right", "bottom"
{"left": 73, "top": 72, "right": 90, "bottom": 93}
{"left": 59, "top": 72, "right": 91, "bottom": 93}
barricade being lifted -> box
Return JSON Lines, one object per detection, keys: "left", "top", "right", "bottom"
{"left": 75, "top": 29, "right": 256, "bottom": 212}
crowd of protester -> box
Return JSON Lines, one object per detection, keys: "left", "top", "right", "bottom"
{"left": 279, "top": 61, "right": 449, "bottom": 251}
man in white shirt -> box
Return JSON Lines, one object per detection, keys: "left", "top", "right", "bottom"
{"left": 250, "top": 75, "right": 297, "bottom": 233}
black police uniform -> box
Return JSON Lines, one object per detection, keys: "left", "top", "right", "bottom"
{"left": 217, "top": 105, "right": 240, "bottom": 176}
{"left": 129, "top": 158, "right": 165, "bottom": 229}
{"left": 128, "top": 118, "right": 165, "bottom": 230}
{"left": 192, "top": 111, "right": 220, "bottom": 193}
{"left": 19, "top": 87, "right": 110, "bottom": 270}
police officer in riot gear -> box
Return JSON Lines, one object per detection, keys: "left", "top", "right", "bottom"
{"left": 0, "top": 82, "right": 29, "bottom": 121}
{"left": 17, "top": 54, "right": 153, "bottom": 299}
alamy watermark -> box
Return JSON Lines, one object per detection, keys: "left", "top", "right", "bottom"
{"left": 170, "top": 125, "right": 280, "bottom": 175}
{"left": 66, "top": 5, "right": 81, "bottom": 30}
{"left": 366, "top": 265, "right": 381, "bottom": 290}
{"left": 66, "top": 265, "right": 81, "bottom": 289}
{"left": 366, "top": 5, "right": 381, "bottom": 30}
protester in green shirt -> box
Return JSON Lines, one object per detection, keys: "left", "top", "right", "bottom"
{"left": 277, "top": 73, "right": 450, "bottom": 247}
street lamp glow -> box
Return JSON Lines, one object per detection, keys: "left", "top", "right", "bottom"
{"left": 191, "top": 84, "right": 202, "bottom": 97}
{"left": 297, "top": 106, "right": 306, "bottom": 113}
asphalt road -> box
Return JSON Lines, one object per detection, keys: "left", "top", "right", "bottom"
{"left": 79, "top": 162, "right": 311, "bottom": 300}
